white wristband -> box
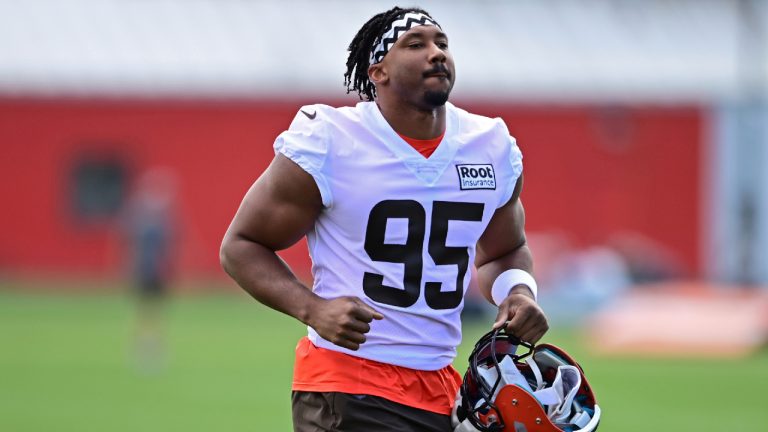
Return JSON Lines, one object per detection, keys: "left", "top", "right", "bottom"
{"left": 491, "top": 269, "right": 538, "bottom": 306}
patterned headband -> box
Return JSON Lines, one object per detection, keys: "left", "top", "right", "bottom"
{"left": 369, "top": 12, "right": 441, "bottom": 65}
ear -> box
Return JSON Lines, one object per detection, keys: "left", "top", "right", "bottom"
{"left": 368, "top": 63, "right": 388, "bottom": 86}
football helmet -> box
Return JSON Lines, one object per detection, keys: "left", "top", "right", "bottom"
{"left": 452, "top": 327, "right": 601, "bottom": 432}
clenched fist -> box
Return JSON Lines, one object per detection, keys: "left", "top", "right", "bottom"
{"left": 307, "top": 296, "right": 384, "bottom": 351}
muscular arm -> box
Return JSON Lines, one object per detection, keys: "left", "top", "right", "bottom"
{"left": 220, "top": 154, "right": 381, "bottom": 350}
{"left": 475, "top": 174, "right": 548, "bottom": 343}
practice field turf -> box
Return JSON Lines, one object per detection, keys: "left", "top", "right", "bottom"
{"left": 1, "top": 286, "right": 766, "bottom": 431}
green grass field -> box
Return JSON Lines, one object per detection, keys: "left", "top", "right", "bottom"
{"left": 1, "top": 285, "right": 766, "bottom": 431}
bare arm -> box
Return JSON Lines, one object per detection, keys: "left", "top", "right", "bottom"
{"left": 475, "top": 174, "right": 548, "bottom": 343}
{"left": 220, "top": 154, "right": 381, "bottom": 350}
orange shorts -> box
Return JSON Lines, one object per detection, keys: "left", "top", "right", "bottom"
{"left": 291, "top": 337, "right": 462, "bottom": 415}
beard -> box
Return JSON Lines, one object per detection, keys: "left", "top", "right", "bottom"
{"left": 423, "top": 88, "right": 450, "bottom": 107}
{"left": 421, "top": 62, "right": 453, "bottom": 107}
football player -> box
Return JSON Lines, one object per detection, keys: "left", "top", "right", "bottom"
{"left": 220, "top": 6, "right": 548, "bottom": 431}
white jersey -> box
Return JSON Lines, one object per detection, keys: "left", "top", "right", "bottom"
{"left": 274, "top": 101, "right": 522, "bottom": 370}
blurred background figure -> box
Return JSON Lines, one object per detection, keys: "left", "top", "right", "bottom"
{"left": 121, "top": 167, "right": 178, "bottom": 372}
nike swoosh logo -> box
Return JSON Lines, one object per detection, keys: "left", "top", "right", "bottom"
{"left": 300, "top": 109, "right": 316, "bottom": 120}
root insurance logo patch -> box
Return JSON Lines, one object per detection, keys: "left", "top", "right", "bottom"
{"left": 455, "top": 164, "right": 496, "bottom": 190}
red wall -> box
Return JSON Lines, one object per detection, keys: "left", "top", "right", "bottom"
{"left": 0, "top": 98, "right": 701, "bottom": 281}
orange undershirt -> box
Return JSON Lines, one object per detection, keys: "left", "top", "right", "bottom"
{"left": 292, "top": 337, "right": 462, "bottom": 415}
{"left": 398, "top": 131, "right": 445, "bottom": 158}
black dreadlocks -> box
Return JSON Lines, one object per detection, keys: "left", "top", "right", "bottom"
{"left": 344, "top": 6, "right": 435, "bottom": 101}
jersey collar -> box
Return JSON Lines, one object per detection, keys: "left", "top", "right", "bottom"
{"left": 363, "top": 101, "right": 460, "bottom": 186}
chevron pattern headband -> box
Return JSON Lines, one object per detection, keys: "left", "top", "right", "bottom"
{"left": 369, "top": 12, "right": 441, "bottom": 65}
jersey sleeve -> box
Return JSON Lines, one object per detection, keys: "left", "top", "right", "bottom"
{"left": 496, "top": 119, "right": 523, "bottom": 208}
{"left": 273, "top": 105, "right": 333, "bottom": 207}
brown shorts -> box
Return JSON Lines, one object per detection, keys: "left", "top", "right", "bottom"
{"left": 292, "top": 391, "right": 452, "bottom": 432}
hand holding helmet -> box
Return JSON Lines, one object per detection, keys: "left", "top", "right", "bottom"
{"left": 493, "top": 283, "right": 549, "bottom": 345}
{"left": 452, "top": 327, "right": 601, "bottom": 432}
